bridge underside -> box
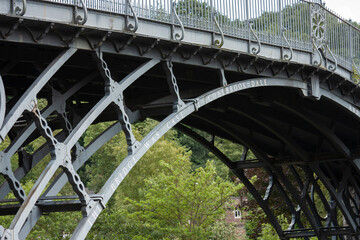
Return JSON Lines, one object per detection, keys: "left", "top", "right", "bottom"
{"left": 1, "top": 23, "right": 360, "bottom": 240}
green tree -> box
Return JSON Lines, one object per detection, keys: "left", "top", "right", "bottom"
{"left": 209, "top": 216, "right": 237, "bottom": 240}
{"left": 257, "top": 214, "right": 317, "bottom": 240}
{"left": 82, "top": 120, "right": 193, "bottom": 204}
{"left": 257, "top": 214, "right": 289, "bottom": 240}
{"left": 126, "top": 159, "right": 242, "bottom": 239}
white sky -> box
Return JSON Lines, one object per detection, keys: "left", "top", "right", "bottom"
{"left": 323, "top": 0, "right": 360, "bottom": 23}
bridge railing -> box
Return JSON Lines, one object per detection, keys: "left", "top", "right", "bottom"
{"left": 43, "top": 0, "right": 360, "bottom": 78}
{"left": 325, "top": 6, "right": 359, "bottom": 72}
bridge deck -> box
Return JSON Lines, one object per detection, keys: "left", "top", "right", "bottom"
{"left": 0, "top": 0, "right": 358, "bottom": 80}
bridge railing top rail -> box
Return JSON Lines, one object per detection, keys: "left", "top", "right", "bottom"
{"left": 31, "top": 0, "right": 360, "bottom": 78}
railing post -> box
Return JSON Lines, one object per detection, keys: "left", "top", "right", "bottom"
{"left": 308, "top": 1, "right": 312, "bottom": 51}
{"left": 171, "top": 0, "right": 174, "bottom": 25}
{"left": 210, "top": 0, "right": 214, "bottom": 32}
{"left": 74, "top": 0, "right": 88, "bottom": 25}
{"left": 11, "top": 0, "right": 26, "bottom": 16}
{"left": 125, "top": 0, "right": 138, "bottom": 32}
{"left": 171, "top": 0, "right": 185, "bottom": 41}
{"left": 350, "top": 25, "right": 353, "bottom": 68}
{"left": 125, "top": 0, "right": 128, "bottom": 16}
{"left": 245, "top": 0, "right": 250, "bottom": 42}
{"left": 279, "top": 0, "right": 282, "bottom": 40}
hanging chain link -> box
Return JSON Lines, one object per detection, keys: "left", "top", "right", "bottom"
{"left": 0, "top": 151, "right": 26, "bottom": 202}
{"left": 96, "top": 49, "right": 140, "bottom": 154}
{"left": 31, "top": 101, "right": 59, "bottom": 147}
{"left": 30, "top": 98, "right": 93, "bottom": 216}
{"left": 61, "top": 111, "right": 73, "bottom": 133}
{"left": 96, "top": 49, "right": 116, "bottom": 94}
{"left": 164, "top": 58, "right": 184, "bottom": 112}
{"left": 57, "top": 101, "right": 93, "bottom": 215}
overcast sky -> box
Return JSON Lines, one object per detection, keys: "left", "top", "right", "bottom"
{"left": 323, "top": 0, "right": 360, "bottom": 22}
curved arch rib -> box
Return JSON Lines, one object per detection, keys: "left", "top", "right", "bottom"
{"left": 18, "top": 121, "right": 125, "bottom": 239}
{"left": 175, "top": 124, "right": 288, "bottom": 238}
{"left": 0, "top": 75, "right": 5, "bottom": 129}
{"left": 70, "top": 77, "right": 310, "bottom": 239}
{"left": 190, "top": 112, "right": 323, "bottom": 237}
{"left": 274, "top": 102, "right": 352, "bottom": 159}
{"left": 5, "top": 75, "right": 360, "bottom": 239}
{"left": 0, "top": 72, "right": 96, "bottom": 201}
{"left": 176, "top": 124, "right": 320, "bottom": 239}
{"left": 0, "top": 48, "right": 77, "bottom": 143}
{"left": 3, "top": 58, "right": 159, "bottom": 240}
{"left": 0, "top": 48, "right": 77, "bottom": 207}
{"left": 70, "top": 76, "right": 360, "bottom": 239}
{"left": 194, "top": 108, "right": 357, "bottom": 236}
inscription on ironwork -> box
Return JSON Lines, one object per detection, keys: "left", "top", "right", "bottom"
{"left": 166, "top": 112, "right": 185, "bottom": 129}
{"left": 86, "top": 205, "right": 102, "bottom": 227}
{"left": 108, "top": 79, "right": 268, "bottom": 198}
{"left": 206, "top": 79, "right": 268, "bottom": 104}
{"left": 110, "top": 156, "right": 138, "bottom": 192}
{"left": 349, "top": 105, "right": 360, "bottom": 117}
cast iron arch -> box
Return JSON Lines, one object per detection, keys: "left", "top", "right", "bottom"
{"left": 1, "top": 57, "right": 360, "bottom": 239}
{"left": 68, "top": 77, "right": 360, "bottom": 239}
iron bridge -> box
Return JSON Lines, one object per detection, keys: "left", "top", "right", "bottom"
{"left": 0, "top": 0, "right": 360, "bottom": 239}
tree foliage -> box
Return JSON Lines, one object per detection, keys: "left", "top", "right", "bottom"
{"left": 125, "top": 159, "right": 241, "bottom": 239}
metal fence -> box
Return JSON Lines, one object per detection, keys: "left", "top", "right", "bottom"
{"left": 44, "top": 0, "right": 360, "bottom": 75}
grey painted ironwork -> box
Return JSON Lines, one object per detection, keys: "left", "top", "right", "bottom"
{"left": 0, "top": 0, "right": 356, "bottom": 79}
{"left": 74, "top": 0, "right": 88, "bottom": 25}
{"left": 175, "top": 124, "right": 343, "bottom": 239}
{"left": 309, "top": 4, "right": 337, "bottom": 71}
{"left": 1, "top": 0, "right": 360, "bottom": 239}
{"left": 0, "top": 50, "right": 158, "bottom": 240}
{"left": 70, "top": 77, "right": 344, "bottom": 239}
{"left": 0, "top": 76, "right": 5, "bottom": 130}
{"left": 171, "top": 1, "right": 184, "bottom": 41}
{"left": 248, "top": 21, "right": 261, "bottom": 55}
{"left": 24, "top": 0, "right": 358, "bottom": 75}
{"left": 174, "top": 124, "right": 289, "bottom": 238}
{"left": 354, "top": 58, "right": 360, "bottom": 81}
{"left": 0, "top": 152, "right": 26, "bottom": 203}
{"left": 0, "top": 49, "right": 359, "bottom": 239}
{"left": 95, "top": 49, "right": 140, "bottom": 154}
{"left": 312, "top": 38, "right": 323, "bottom": 67}
{"left": 281, "top": 28, "right": 294, "bottom": 61}
{"left": 163, "top": 59, "right": 185, "bottom": 111}
{"left": 325, "top": 43, "right": 338, "bottom": 72}
{"left": 0, "top": 48, "right": 77, "bottom": 143}
{"left": 125, "top": 0, "right": 139, "bottom": 32}
{"left": 19, "top": 122, "right": 125, "bottom": 239}
{"left": 12, "top": 0, "right": 26, "bottom": 16}
{"left": 311, "top": 3, "right": 326, "bottom": 48}
{"left": 212, "top": 14, "right": 224, "bottom": 48}
{"left": 0, "top": 73, "right": 95, "bottom": 200}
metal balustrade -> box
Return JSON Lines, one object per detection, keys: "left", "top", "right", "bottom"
{"left": 40, "top": 0, "right": 360, "bottom": 76}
